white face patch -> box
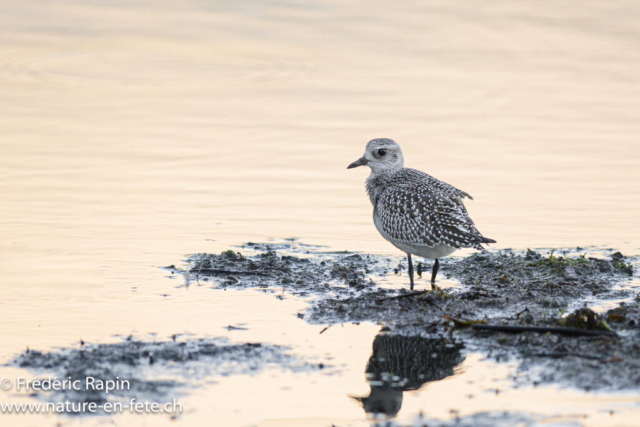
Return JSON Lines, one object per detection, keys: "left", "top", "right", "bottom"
{"left": 365, "top": 145, "right": 404, "bottom": 173}
{"left": 364, "top": 150, "right": 375, "bottom": 161}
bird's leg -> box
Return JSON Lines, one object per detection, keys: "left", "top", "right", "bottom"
{"left": 430, "top": 259, "right": 440, "bottom": 290}
{"left": 407, "top": 253, "right": 415, "bottom": 291}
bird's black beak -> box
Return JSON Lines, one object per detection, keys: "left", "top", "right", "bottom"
{"left": 347, "top": 156, "right": 368, "bottom": 169}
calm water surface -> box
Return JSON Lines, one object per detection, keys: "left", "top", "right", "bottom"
{"left": 1, "top": 0, "right": 640, "bottom": 425}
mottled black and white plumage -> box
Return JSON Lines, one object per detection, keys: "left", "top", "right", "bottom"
{"left": 367, "top": 167, "right": 486, "bottom": 251}
{"left": 348, "top": 138, "right": 495, "bottom": 290}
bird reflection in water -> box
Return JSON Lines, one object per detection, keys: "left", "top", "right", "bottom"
{"left": 351, "top": 331, "right": 464, "bottom": 420}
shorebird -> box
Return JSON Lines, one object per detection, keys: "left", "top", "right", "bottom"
{"left": 348, "top": 138, "right": 495, "bottom": 290}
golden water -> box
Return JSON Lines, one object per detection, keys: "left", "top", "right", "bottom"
{"left": 1, "top": 1, "right": 640, "bottom": 425}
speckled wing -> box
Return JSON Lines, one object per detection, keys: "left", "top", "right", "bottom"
{"left": 375, "top": 169, "right": 486, "bottom": 250}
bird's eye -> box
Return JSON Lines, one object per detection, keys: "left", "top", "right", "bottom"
{"left": 377, "top": 149, "right": 387, "bottom": 156}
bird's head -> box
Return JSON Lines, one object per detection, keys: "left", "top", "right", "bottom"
{"left": 347, "top": 138, "right": 404, "bottom": 173}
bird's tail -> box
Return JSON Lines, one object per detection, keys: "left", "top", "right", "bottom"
{"left": 460, "top": 229, "right": 496, "bottom": 246}
{"left": 478, "top": 236, "right": 496, "bottom": 245}
{"left": 463, "top": 231, "right": 496, "bottom": 251}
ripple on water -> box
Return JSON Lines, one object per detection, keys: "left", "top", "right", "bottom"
{"left": 0, "top": 50, "right": 313, "bottom": 88}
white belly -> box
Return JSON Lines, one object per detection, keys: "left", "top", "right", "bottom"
{"left": 373, "top": 210, "right": 458, "bottom": 259}
{"left": 391, "top": 241, "right": 458, "bottom": 259}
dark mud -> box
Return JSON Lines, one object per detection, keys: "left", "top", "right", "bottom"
{"left": 179, "top": 242, "right": 387, "bottom": 296}
{"left": 8, "top": 336, "right": 320, "bottom": 415}
{"left": 180, "top": 243, "right": 639, "bottom": 395}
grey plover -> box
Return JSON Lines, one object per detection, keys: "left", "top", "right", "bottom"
{"left": 348, "top": 138, "right": 496, "bottom": 290}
